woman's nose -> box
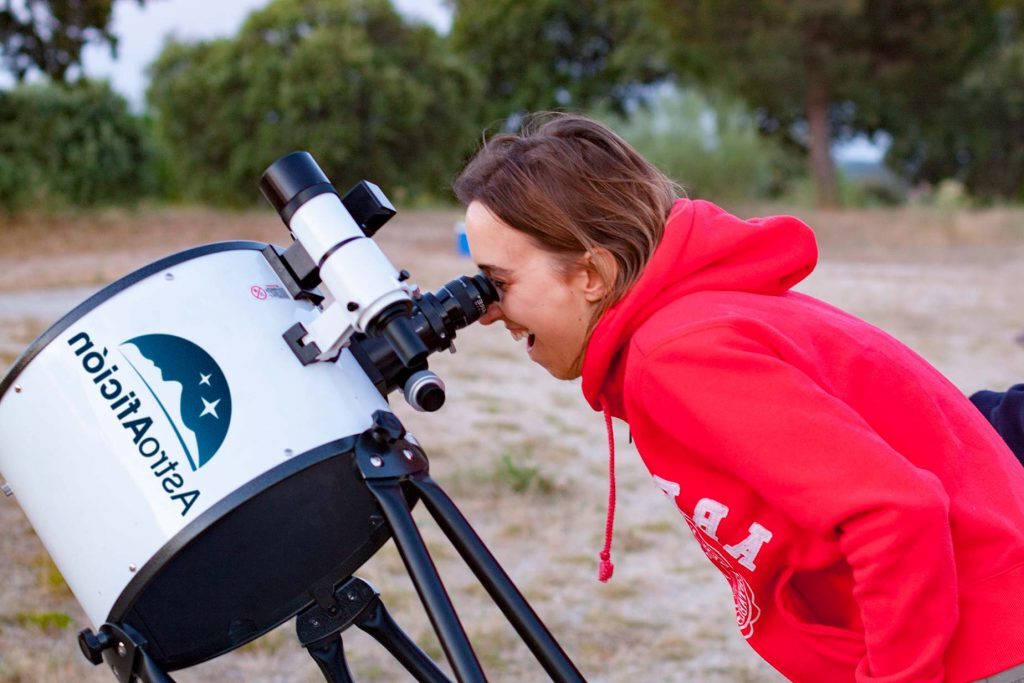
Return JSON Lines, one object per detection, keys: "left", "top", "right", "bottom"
{"left": 479, "top": 302, "right": 503, "bottom": 325}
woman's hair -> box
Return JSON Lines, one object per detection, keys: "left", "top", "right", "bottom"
{"left": 453, "top": 112, "right": 679, "bottom": 310}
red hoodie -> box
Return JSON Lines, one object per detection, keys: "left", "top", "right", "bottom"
{"left": 581, "top": 199, "right": 1024, "bottom": 682}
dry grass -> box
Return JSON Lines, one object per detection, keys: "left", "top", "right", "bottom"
{"left": 1, "top": 204, "right": 1024, "bottom": 682}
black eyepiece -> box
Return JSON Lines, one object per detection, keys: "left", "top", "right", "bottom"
{"left": 418, "top": 273, "right": 498, "bottom": 345}
{"left": 349, "top": 272, "right": 500, "bottom": 404}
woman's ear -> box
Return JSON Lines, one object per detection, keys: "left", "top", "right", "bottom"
{"left": 577, "top": 248, "right": 618, "bottom": 303}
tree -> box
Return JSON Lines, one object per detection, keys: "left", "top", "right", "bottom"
{"left": 886, "top": 9, "right": 1024, "bottom": 200}
{"left": 594, "top": 84, "right": 794, "bottom": 200}
{"left": 448, "top": 0, "right": 670, "bottom": 125}
{"left": 0, "top": 0, "right": 145, "bottom": 83}
{"left": 0, "top": 79, "right": 159, "bottom": 209}
{"left": 147, "top": 0, "right": 484, "bottom": 205}
{"left": 651, "top": 0, "right": 1002, "bottom": 206}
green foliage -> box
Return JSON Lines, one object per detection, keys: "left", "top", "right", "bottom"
{"left": 594, "top": 86, "right": 797, "bottom": 201}
{"left": 652, "top": 0, "right": 1000, "bottom": 144}
{"left": 647, "top": 0, "right": 1004, "bottom": 205}
{"left": 887, "top": 13, "right": 1024, "bottom": 201}
{"left": 494, "top": 452, "right": 555, "bottom": 494}
{"left": 0, "top": 1, "right": 146, "bottom": 82}
{"left": 147, "top": 0, "right": 484, "bottom": 206}
{"left": 784, "top": 170, "right": 908, "bottom": 209}
{"left": 13, "top": 610, "right": 73, "bottom": 630}
{"left": 838, "top": 173, "right": 907, "bottom": 208}
{"left": 31, "top": 553, "right": 72, "bottom": 597}
{"left": 0, "top": 79, "right": 160, "bottom": 211}
{"left": 449, "top": 0, "right": 670, "bottom": 124}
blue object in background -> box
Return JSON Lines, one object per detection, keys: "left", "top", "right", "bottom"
{"left": 454, "top": 221, "right": 471, "bottom": 257}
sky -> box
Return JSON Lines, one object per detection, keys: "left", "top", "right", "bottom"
{"left": 79, "top": 0, "right": 452, "bottom": 108}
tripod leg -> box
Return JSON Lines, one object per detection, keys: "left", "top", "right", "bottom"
{"left": 365, "top": 478, "right": 487, "bottom": 683}
{"left": 298, "top": 576, "right": 438, "bottom": 683}
{"left": 136, "top": 650, "right": 177, "bottom": 683}
{"left": 356, "top": 598, "right": 451, "bottom": 683}
{"left": 307, "top": 637, "right": 356, "bottom": 683}
{"left": 410, "top": 475, "right": 585, "bottom": 683}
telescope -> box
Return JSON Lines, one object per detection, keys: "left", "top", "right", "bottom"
{"left": 0, "top": 153, "right": 585, "bottom": 682}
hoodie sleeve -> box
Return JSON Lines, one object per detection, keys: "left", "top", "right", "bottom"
{"left": 629, "top": 323, "right": 956, "bottom": 683}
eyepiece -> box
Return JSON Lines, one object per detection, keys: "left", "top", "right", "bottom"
{"left": 348, "top": 271, "right": 500, "bottom": 403}
{"left": 432, "top": 273, "right": 498, "bottom": 329}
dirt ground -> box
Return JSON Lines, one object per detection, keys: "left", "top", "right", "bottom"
{"left": 0, "top": 203, "right": 1022, "bottom": 683}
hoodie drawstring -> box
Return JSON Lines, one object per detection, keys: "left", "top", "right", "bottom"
{"left": 599, "top": 407, "right": 617, "bottom": 582}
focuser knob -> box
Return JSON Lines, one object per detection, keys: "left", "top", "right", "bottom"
{"left": 370, "top": 410, "right": 406, "bottom": 444}
{"left": 78, "top": 628, "right": 114, "bottom": 665}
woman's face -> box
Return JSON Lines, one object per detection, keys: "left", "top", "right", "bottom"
{"left": 464, "top": 201, "right": 600, "bottom": 380}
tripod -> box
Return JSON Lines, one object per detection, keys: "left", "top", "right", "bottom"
{"left": 79, "top": 410, "right": 585, "bottom": 683}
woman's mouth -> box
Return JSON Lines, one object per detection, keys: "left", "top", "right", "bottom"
{"left": 509, "top": 328, "right": 537, "bottom": 353}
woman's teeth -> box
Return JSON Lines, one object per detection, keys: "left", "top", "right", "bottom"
{"left": 510, "top": 329, "right": 530, "bottom": 342}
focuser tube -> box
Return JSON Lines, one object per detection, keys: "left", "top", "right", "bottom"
{"left": 348, "top": 273, "right": 499, "bottom": 410}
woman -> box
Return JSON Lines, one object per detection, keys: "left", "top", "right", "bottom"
{"left": 453, "top": 113, "right": 1024, "bottom": 682}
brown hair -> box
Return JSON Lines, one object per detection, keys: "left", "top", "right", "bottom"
{"left": 453, "top": 112, "right": 679, "bottom": 313}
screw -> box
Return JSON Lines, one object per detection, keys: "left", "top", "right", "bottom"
{"left": 398, "top": 269, "right": 410, "bottom": 281}
{"left": 310, "top": 618, "right": 320, "bottom": 627}
{"left": 128, "top": 564, "right": 137, "bottom": 572}
{"left": 284, "top": 448, "right": 294, "bottom": 457}
{"left": 117, "top": 642, "right": 127, "bottom": 657}
{"left": 403, "top": 449, "right": 415, "bottom": 461}
{"left": 164, "top": 272, "right": 174, "bottom": 281}
{"left": 347, "top": 301, "right": 359, "bottom": 311}
{"left": 370, "top": 456, "right": 384, "bottom": 467}
{"left": 14, "top": 385, "right": 22, "bottom": 393}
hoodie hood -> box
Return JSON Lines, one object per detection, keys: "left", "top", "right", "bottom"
{"left": 581, "top": 199, "right": 818, "bottom": 411}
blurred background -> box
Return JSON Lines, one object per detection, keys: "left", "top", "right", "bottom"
{"left": 2, "top": 2, "right": 1024, "bottom": 682}
{"left": 1, "top": 0, "right": 1023, "bottom": 211}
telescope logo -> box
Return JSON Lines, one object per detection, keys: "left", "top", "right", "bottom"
{"left": 67, "top": 330, "right": 232, "bottom": 516}
{"left": 119, "top": 334, "right": 232, "bottom": 471}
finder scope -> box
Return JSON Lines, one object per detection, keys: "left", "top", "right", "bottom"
{"left": 260, "top": 152, "right": 427, "bottom": 369}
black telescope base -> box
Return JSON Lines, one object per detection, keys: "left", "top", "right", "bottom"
{"left": 296, "top": 576, "right": 448, "bottom": 683}
{"left": 79, "top": 411, "right": 584, "bottom": 683}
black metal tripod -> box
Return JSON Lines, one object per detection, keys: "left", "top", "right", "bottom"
{"left": 79, "top": 410, "right": 585, "bottom": 683}
{"left": 299, "top": 410, "right": 584, "bottom": 682}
